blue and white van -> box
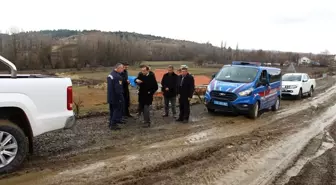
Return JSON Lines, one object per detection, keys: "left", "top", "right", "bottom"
{"left": 205, "top": 61, "right": 282, "bottom": 119}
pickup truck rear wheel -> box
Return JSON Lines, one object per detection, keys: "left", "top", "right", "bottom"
{"left": 248, "top": 102, "right": 259, "bottom": 119}
{"left": 0, "top": 120, "right": 28, "bottom": 174}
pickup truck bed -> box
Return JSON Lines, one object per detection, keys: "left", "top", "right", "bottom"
{"left": 0, "top": 76, "right": 75, "bottom": 136}
{"left": 0, "top": 55, "right": 75, "bottom": 173}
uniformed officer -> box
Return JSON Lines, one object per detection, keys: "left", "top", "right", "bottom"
{"left": 120, "top": 62, "right": 132, "bottom": 118}
{"left": 107, "top": 63, "right": 125, "bottom": 130}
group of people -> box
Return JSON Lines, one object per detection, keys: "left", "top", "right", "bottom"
{"left": 107, "top": 63, "right": 195, "bottom": 130}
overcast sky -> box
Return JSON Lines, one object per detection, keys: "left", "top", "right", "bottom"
{"left": 1, "top": 0, "right": 335, "bottom": 54}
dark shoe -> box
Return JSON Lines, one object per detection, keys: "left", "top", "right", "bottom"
{"left": 142, "top": 122, "right": 151, "bottom": 128}
{"left": 118, "top": 120, "right": 126, "bottom": 124}
{"left": 109, "top": 125, "right": 121, "bottom": 130}
{"left": 162, "top": 114, "right": 168, "bottom": 117}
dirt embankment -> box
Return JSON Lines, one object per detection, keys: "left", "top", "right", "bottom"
{"left": 0, "top": 76, "right": 336, "bottom": 185}
{"left": 278, "top": 121, "right": 336, "bottom": 185}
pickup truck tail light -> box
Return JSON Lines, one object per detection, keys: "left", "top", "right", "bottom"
{"left": 67, "top": 86, "right": 73, "bottom": 110}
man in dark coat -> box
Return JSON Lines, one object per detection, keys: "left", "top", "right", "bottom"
{"left": 134, "top": 65, "right": 158, "bottom": 127}
{"left": 161, "top": 65, "right": 178, "bottom": 117}
{"left": 176, "top": 66, "right": 195, "bottom": 123}
{"left": 120, "top": 62, "right": 132, "bottom": 118}
{"left": 107, "top": 63, "right": 125, "bottom": 130}
{"left": 136, "top": 65, "right": 156, "bottom": 116}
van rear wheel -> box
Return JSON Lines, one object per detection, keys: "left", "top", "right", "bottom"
{"left": 272, "top": 97, "right": 280, "bottom": 111}
{"left": 0, "top": 120, "right": 28, "bottom": 174}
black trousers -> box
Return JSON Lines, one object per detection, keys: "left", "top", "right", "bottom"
{"left": 123, "top": 90, "right": 130, "bottom": 116}
{"left": 109, "top": 103, "right": 122, "bottom": 126}
{"left": 178, "top": 96, "right": 190, "bottom": 120}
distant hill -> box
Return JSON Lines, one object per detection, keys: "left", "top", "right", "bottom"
{"left": 0, "top": 29, "right": 332, "bottom": 70}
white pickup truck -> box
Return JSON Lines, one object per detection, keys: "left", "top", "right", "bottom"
{"left": 281, "top": 73, "right": 316, "bottom": 99}
{"left": 0, "top": 55, "right": 76, "bottom": 173}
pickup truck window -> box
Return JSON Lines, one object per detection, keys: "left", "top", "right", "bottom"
{"left": 282, "top": 74, "right": 302, "bottom": 81}
{"left": 302, "top": 74, "right": 308, "bottom": 81}
{"left": 305, "top": 74, "right": 310, "bottom": 80}
{"left": 215, "top": 66, "right": 258, "bottom": 83}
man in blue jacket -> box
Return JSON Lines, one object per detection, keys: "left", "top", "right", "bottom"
{"left": 107, "top": 63, "right": 125, "bottom": 130}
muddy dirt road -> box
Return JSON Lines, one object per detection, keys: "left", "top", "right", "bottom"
{"left": 1, "top": 76, "right": 336, "bottom": 185}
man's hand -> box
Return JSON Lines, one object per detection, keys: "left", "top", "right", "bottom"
{"left": 165, "top": 87, "right": 169, "bottom": 91}
{"left": 135, "top": 79, "right": 142, "bottom": 83}
{"left": 127, "top": 80, "right": 130, "bottom": 84}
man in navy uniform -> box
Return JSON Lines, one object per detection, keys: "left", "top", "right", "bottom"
{"left": 176, "top": 66, "right": 195, "bottom": 123}
{"left": 120, "top": 62, "right": 132, "bottom": 118}
{"left": 107, "top": 63, "right": 125, "bottom": 130}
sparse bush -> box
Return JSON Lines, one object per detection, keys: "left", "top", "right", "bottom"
{"left": 74, "top": 96, "right": 84, "bottom": 117}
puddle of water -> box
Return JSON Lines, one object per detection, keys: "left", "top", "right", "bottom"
{"left": 59, "top": 162, "right": 106, "bottom": 176}
{"left": 185, "top": 131, "right": 209, "bottom": 144}
{"left": 214, "top": 102, "right": 336, "bottom": 185}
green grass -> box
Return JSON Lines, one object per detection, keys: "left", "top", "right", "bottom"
{"left": 66, "top": 61, "right": 219, "bottom": 81}
{"left": 66, "top": 60, "right": 219, "bottom": 115}
{"left": 140, "top": 61, "right": 194, "bottom": 68}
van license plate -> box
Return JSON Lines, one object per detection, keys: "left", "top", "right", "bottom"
{"left": 214, "top": 101, "right": 228, "bottom": 106}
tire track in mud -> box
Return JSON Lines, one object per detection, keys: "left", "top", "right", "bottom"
{"left": 107, "top": 98, "right": 336, "bottom": 185}
{"left": 17, "top": 79, "right": 336, "bottom": 185}
{"left": 1, "top": 77, "right": 335, "bottom": 185}
{"left": 275, "top": 115, "right": 336, "bottom": 185}
{"left": 273, "top": 129, "right": 335, "bottom": 185}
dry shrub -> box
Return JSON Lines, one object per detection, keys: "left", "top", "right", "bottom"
{"left": 74, "top": 96, "right": 84, "bottom": 117}
{"left": 153, "top": 96, "right": 164, "bottom": 110}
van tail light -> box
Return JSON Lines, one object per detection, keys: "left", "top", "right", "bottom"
{"left": 67, "top": 86, "right": 73, "bottom": 110}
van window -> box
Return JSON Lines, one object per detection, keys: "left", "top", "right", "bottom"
{"left": 268, "top": 69, "right": 281, "bottom": 83}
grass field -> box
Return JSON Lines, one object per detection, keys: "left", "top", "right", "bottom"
{"left": 71, "top": 61, "right": 207, "bottom": 116}
{"left": 71, "top": 61, "right": 210, "bottom": 82}
{"left": 64, "top": 61, "right": 330, "bottom": 116}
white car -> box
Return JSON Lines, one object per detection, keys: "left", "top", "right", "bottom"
{"left": 281, "top": 73, "right": 316, "bottom": 99}
{"left": 0, "top": 55, "right": 76, "bottom": 173}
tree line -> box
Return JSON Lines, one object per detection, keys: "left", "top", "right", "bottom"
{"left": 0, "top": 29, "right": 333, "bottom": 70}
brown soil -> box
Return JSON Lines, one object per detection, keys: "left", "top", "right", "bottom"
{"left": 0, "top": 76, "right": 335, "bottom": 185}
